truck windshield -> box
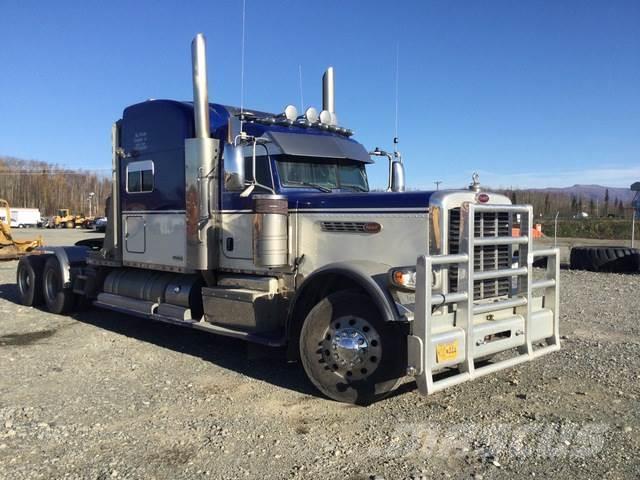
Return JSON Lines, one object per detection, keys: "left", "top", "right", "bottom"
{"left": 276, "top": 156, "right": 369, "bottom": 192}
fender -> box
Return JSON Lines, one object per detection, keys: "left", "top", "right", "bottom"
{"left": 288, "top": 260, "right": 404, "bottom": 328}
{"left": 35, "top": 246, "right": 90, "bottom": 288}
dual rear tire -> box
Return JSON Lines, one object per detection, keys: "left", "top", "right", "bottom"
{"left": 16, "top": 255, "right": 75, "bottom": 314}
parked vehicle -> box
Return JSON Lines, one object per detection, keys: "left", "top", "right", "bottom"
{"left": 51, "top": 209, "right": 87, "bottom": 228}
{"left": 8, "top": 208, "right": 41, "bottom": 228}
{"left": 94, "top": 217, "right": 107, "bottom": 233}
{"left": 15, "top": 34, "right": 560, "bottom": 404}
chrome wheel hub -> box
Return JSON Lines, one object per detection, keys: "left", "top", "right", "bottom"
{"left": 333, "top": 328, "right": 368, "bottom": 366}
{"left": 321, "top": 315, "right": 382, "bottom": 381}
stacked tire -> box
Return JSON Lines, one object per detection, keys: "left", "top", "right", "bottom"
{"left": 570, "top": 246, "right": 640, "bottom": 273}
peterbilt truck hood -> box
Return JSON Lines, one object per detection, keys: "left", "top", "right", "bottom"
{"left": 288, "top": 191, "right": 434, "bottom": 212}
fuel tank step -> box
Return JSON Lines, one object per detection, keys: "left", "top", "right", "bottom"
{"left": 202, "top": 286, "right": 285, "bottom": 333}
{"left": 216, "top": 275, "right": 280, "bottom": 293}
{"left": 95, "top": 292, "right": 157, "bottom": 316}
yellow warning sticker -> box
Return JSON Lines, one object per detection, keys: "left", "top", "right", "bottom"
{"left": 436, "top": 340, "right": 459, "bottom": 363}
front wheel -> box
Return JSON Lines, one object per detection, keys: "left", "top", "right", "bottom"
{"left": 299, "top": 291, "right": 406, "bottom": 405}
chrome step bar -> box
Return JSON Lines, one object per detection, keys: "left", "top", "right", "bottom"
{"left": 94, "top": 292, "right": 286, "bottom": 347}
{"left": 408, "top": 203, "right": 560, "bottom": 395}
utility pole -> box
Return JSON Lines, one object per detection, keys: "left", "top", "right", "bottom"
{"left": 88, "top": 192, "right": 95, "bottom": 218}
{"left": 631, "top": 182, "right": 640, "bottom": 248}
{"left": 632, "top": 210, "right": 636, "bottom": 249}
{"left": 434, "top": 181, "right": 442, "bottom": 191}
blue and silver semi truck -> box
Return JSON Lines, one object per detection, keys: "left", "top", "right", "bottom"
{"left": 16, "top": 34, "right": 560, "bottom": 404}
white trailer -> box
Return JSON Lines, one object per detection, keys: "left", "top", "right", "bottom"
{"left": 9, "top": 208, "right": 41, "bottom": 228}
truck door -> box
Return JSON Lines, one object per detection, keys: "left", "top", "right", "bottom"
{"left": 219, "top": 149, "right": 275, "bottom": 265}
{"left": 125, "top": 216, "right": 146, "bottom": 253}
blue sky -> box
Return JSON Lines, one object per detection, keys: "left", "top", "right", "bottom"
{"left": 0, "top": 0, "right": 638, "bottom": 189}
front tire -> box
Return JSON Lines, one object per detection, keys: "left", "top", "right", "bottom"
{"left": 299, "top": 291, "right": 405, "bottom": 405}
{"left": 42, "top": 257, "right": 75, "bottom": 314}
{"left": 16, "top": 256, "right": 46, "bottom": 306}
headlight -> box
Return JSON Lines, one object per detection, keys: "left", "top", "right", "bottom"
{"left": 389, "top": 267, "right": 417, "bottom": 291}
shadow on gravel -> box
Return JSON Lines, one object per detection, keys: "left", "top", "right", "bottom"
{"left": 0, "top": 328, "right": 57, "bottom": 346}
{"left": 73, "top": 308, "right": 323, "bottom": 398}
{"left": 0, "top": 283, "right": 319, "bottom": 397}
{"left": 0, "top": 281, "right": 420, "bottom": 402}
{"left": 0, "top": 282, "right": 19, "bottom": 303}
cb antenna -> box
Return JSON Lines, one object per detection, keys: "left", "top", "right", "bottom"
{"left": 298, "top": 64, "right": 304, "bottom": 113}
{"left": 239, "top": 0, "right": 247, "bottom": 132}
{"left": 393, "top": 42, "right": 401, "bottom": 161}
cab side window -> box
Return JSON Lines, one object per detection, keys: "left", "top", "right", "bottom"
{"left": 126, "top": 160, "right": 154, "bottom": 193}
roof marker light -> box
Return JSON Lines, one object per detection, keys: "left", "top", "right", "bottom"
{"left": 305, "top": 107, "right": 319, "bottom": 123}
{"left": 284, "top": 105, "right": 298, "bottom": 122}
{"left": 319, "top": 110, "right": 332, "bottom": 124}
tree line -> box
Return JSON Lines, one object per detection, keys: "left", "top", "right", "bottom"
{"left": 497, "top": 189, "right": 634, "bottom": 219}
{"left": 0, "top": 156, "right": 111, "bottom": 217}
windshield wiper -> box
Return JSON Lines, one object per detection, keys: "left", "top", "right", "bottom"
{"left": 340, "top": 184, "right": 368, "bottom": 192}
{"left": 285, "top": 181, "right": 332, "bottom": 193}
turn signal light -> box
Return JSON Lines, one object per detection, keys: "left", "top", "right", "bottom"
{"left": 389, "top": 267, "right": 417, "bottom": 290}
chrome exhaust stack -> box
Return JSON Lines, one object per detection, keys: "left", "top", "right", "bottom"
{"left": 186, "top": 33, "right": 219, "bottom": 271}
{"left": 322, "top": 67, "right": 337, "bottom": 125}
{"left": 191, "top": 33, "right": 210, "bottom": 138}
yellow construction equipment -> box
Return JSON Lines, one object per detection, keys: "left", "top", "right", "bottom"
{"left": 52, "top": 208, "right": 86, "bottom": 228}
{"left": 0, "top": 199, "right": 43, "bottom": 260}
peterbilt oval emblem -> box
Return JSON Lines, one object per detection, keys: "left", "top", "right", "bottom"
{"left": 477, "top": 193, "right": 490, "bottom": 203}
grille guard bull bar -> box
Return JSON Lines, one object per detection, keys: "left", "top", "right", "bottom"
{"left": 407, "top": 203, "right": 560, "bottom": 395}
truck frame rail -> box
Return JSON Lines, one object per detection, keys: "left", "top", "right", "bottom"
{"left": 408, "top": 203, "right": 560, "bottom": 395}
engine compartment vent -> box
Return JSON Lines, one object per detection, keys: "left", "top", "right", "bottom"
{"left": 320, "top": 221, "right": 380, "bottom": 233}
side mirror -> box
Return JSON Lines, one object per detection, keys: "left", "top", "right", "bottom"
{"left": 224, "top": 143, "right": 245, "bottom": 191}
{"left": 390, "top": 161, "right": 405, "bottom": 192}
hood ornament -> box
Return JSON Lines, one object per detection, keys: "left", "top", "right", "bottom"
{"left": 469, "top": 172, "right": 481, "bottom": 192}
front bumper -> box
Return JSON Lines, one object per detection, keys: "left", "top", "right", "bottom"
{"left": 406, "top": 203, "right": 561, "bottom": 395}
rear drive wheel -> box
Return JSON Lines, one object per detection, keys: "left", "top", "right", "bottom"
{"left": 299, "top": 291, "right": 405, "bottom": 405}
{"left": 16, "top": 255, "right": 46, "bottom": 306}
{"left": 42, "top": 257, "right": 75, "bottom": 314}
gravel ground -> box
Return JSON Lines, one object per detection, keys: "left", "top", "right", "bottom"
{"left": 0, "top": 231, "right": 639, "bottom": 479}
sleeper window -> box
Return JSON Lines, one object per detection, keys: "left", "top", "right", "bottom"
{"left": 126, "top": 160, "right": 154, "bottom": 193}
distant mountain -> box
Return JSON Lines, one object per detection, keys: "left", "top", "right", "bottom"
{"left": 527, "top": 184, "right": 635, "bottom": 203}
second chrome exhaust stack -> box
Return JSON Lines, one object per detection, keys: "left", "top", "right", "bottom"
{"left": 191, "top": 33, "right": 210, "bottom": 138}
{"left": 322, "top": 67, "right": 337, "bottom": 126}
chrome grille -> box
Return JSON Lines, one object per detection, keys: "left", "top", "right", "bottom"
{"left": 449, "top": 208, "right": 511, "bottom": 300}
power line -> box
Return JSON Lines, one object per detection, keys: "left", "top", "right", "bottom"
{"left": 0, "top": 169, "right": 111, "bottom": 176}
